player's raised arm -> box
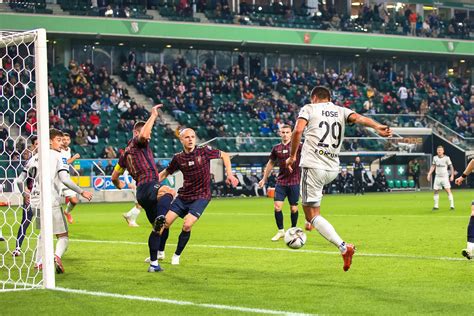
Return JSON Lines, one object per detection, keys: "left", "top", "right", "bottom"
{"left": 220, "top": 151, "right": 239, "bottom": 187}
{"left": 347, "top": 113, "right": 392, "bottom": 137}
{"left": 138, "top": 104, "right": 163, "bottom": 144}
{"left": 286, "top": 118, "right": 307, "bottom": 172}
{"left": 58, "top": 171, "right": 93, "bottom": 201}
{"left": 259, "top": 159, "right": 275, "bottom": 188}
{"left": 455, "top": 159, "right": 474, "bottom": 185}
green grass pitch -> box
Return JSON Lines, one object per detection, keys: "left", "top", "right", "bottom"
{"left": 1, "top": 190, "right": 473, "bottom": 315}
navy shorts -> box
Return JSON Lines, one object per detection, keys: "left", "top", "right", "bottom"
{"left": 170, "top": 197, "right": 209, "bottom": 219}
{"left": 274, "top": 184, "right": 299, "bottom": 205}
{"left": 136, "top": 181, "right": 161, "bottom": 224}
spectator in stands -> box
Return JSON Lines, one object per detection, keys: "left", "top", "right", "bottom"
{"left": 353, "top": 156, "right": 365, "bottom": 195}
{"left": 409, "top": 11, "right": 417, "bottom": 36}
{"left": 236, "top": 132, "right": 245, "bottom": 150}
{"left": 245, "top": 133, "right": 255, "bottom": 145}
{"left": 260, "top": 123, "right": 271, "bottom": 136}
{"left": 75, "top": 130, "right": 87, "bottom": 147}
{"left": 105, "top": 160, "right": 114, "bottom": 175}
{"left": 87, "top": 130, "right": 99, "bottom": 145}
{"left": 89, "top": 111, "right": 101, "bottom": 128}
{"left": 397, "top": 84, "right": 408, "bottom": 109}
{"left": 93, "top": 161, "right": 104, "bottom": 175}
{"left": 102, "top": 146, "right": 117, "bottom": 159}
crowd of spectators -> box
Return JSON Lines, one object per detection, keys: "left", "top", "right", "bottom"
{"left": 124, "top": 52, "right": 472, "bottom": 143}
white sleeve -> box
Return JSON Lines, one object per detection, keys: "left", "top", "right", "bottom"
{"left": 123, "top": 170, "right": 132, "bottom": 185}
{"left": 447, "top": 157, "right": 452, "bottom": 166}
{"left": 57, "top": 155, "right": 70, "bottom": 173}
{"left": 343, "top": 107, "right": 355, "bottom": 121}
{"left": 298, "top": 105, "right": 310, "bottom": 121}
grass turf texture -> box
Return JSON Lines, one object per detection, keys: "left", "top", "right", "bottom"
{"left": 1, "top": 190, "right": 473, "bottom": 315}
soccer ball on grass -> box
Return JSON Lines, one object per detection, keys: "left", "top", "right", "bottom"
{"left": 284, "top": 227, "right": 307, "bottom": 249}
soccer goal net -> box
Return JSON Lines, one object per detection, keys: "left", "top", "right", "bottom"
{"left": 0, "top": 29, "right": 55, "bottom": 291}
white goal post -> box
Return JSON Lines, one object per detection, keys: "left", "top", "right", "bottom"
{"left": 0, "top": 29, "right": 54, "bottom": 290}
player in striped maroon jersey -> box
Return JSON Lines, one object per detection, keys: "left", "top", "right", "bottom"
{"left": 112, "top": 104, "right": 176, "bottom": 273}
{"left": 157, "top": 128, "right": 238, "bottom": 265}
{"left": 259, "top": 125, "right": 305, "bottom": 241}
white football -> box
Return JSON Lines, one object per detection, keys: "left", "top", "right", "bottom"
{"left": 284, "top": 227, "right": 307, "bottom": 249}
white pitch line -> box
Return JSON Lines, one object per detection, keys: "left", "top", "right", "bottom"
{"left": 52, "top": 286, "right": 314, "bottom": 316}
{"left": 208, "top": 213, "right": 467, "bottom": 218}
{"left": 70, "top": 239, "right": 465, "bottom": 262}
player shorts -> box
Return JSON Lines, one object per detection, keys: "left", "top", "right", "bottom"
{"left": 433, "top": 176, "right": 451, "bottom": 190}
{"left": 170, "top": 197, "right": 209, "bottom": 219}
{"left": 35, "top": 206, "right": 68, "bottom": 235}
{"left": 300, "top": 168, "right": 338, "bottom": 207}
{"left": 136, "top": 181, "right": 161, "bottom": 223}
{"left": 62, "top": 188, "right": 77, "bottom": 198}
{"left": 274, "top": 184, "right": 299, "bottom": 205}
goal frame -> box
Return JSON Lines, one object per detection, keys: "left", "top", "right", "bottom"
{"left": 1, "top": 28, "right": 54, "bottom": 289}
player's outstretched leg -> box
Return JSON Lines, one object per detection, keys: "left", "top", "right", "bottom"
{"left": 305, "top": 205, "right": 355, "bottom": 272}
{"left": 272, "top": 208, "right": 285, "bottom": 241}
{"left": 433, "top": 190, "right": 439, "bottom": 211}
{"left": 147, "top": 231, "right": 163, "bottom": 272}
{"left": 462, "top": 202, "right": 474, "bottom": 260}
{"left": 13, "top": 204, "right": 34, "bottom": 256}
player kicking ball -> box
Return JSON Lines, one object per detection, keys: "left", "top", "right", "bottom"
{"left": 427, "top": 145, "right": 455, "bottom": 211}
{"left": 27, "top": 129, "right": 93, "bottom": 273}
{"left": 157, "top": 128, "right": 238, "bottom": 265}
{"left": 259, "top": 125, "right": 303, "bottom": 241}
{"left": 61, "top": 133, "right": 81, "bottom": 224}
{"left": 454, "top": 159, "right": 474, "bottom": 260}
{"left": 285, "top": 86, "right": 392, "bottom": 271}
{"left": 112, "top": 104, "right": 176, "bottom": 273}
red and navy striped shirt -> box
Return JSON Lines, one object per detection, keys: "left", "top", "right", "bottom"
{"left": 166, "top": 146, "right": 221, "bottom": 201}
{"left": 118, "top": 137, "right": 159, "bottom": 186}
{"left": 269, "top": 142, "right": 302, "bottom": 186}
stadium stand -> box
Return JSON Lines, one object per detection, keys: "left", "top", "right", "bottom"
{"left": 2, "top": 1, "right": 471, "bottom": 39}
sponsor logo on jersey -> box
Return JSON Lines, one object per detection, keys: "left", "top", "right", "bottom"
{"left": 315, "top": 149, "right": 338, "bottom": 158}
{"left": 62, "top": 158, "right": 68, "bottom": 164}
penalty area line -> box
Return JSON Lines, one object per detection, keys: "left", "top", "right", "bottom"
{"left": 52, "top": 287, "right": 315, "bottom": 316}
{"left": 70, "top": 239, "right": 465, "bottom": 262}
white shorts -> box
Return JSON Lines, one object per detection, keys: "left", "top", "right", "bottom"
{"left": 433, "top": 176, "right": 451, "bottom": 190}
{"left": 36, "top": 206, "right": 68, "bottom": 235}
{"left": 300, "top": 168, "right": 338, "bottom": 206}
{"left": 63, "top": 188, "right": 77, "bottom": 198}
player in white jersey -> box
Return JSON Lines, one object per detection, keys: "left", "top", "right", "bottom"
{"left": 427, "top": 146, "right": 455, "bottom": 210}
{"left": 121, "top": 169, "right": 142, "bottom": 227}
{"left": 454, "top": 159, "right": 474, "bottom": 260}
{"left": 61, "top": 133, "right": 81, "bottom": 224}
{"left": 286, "top": 86, "right": 392, "bottom": 271}
{"left": 19, "top": 129, "right": 93, "bottom": 273}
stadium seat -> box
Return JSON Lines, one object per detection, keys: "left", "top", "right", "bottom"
{"left": 394, "top": 180, "right": 401, "bottom": 189}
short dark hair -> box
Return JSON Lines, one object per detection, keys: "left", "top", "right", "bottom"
{"left": 63, "top": 132, "right": 70, "bottom": 137}
{"left": 30, "top": 136, "right": 38, "bottom": 144}
{"left": 281, "top": 124, "right": 292, "bottom": 130}
{"left": 49, "top": 128, "right": 63, "bottom": 140}
{"left": 310, "top": 86, "right": 331, "bottom": 101}
{"left": 134, "top": 121, "right": 146, "bottom": 131}
{"left": 437, "top": 145, "right": 444, "bottom": 150}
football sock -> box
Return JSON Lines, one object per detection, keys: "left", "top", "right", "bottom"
{"left": 36, "top": 235, "right": 43, "bottom": 264}
{"left": 175, "top": 230, "right": 191, "bottom": 256}
{"left": 468, "top": 216, "right": 474, "bottom": 249}
{"left": 274, "top": 210, "right": 284, "bottom": 230}
{"left": 290, "top": 211, "right": 298, "bottom": 228}
{"left": 126, "top": 206, "right": 140, "bottom": 222}
{"left": 148, "top": 231, "right": 160, "bottom": 262}
{"left": 448, "top": 193, "right": 454, "bottom": 208}
{"left": 157, "top": 193, "right": 173, "bottom": 217}
{"left": 55, "top": 236, "right": 69, "bottom": 258}
{"left": 433, "top": 194, "right": 439, "bottom": 208}
{"left": 150, "top": 260, "right": 158, "bottom": 266}
{"left": 159, "top": 228, "right": 169, "bottom": 252}
{"left": 311, "top": 215, "right": 346, "bottom": 253}
{"left": 65, "top": 202, "right": 75, "bottom": 214}
{"left": 16, "top": 206, "right": 33, "bottom": 249}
